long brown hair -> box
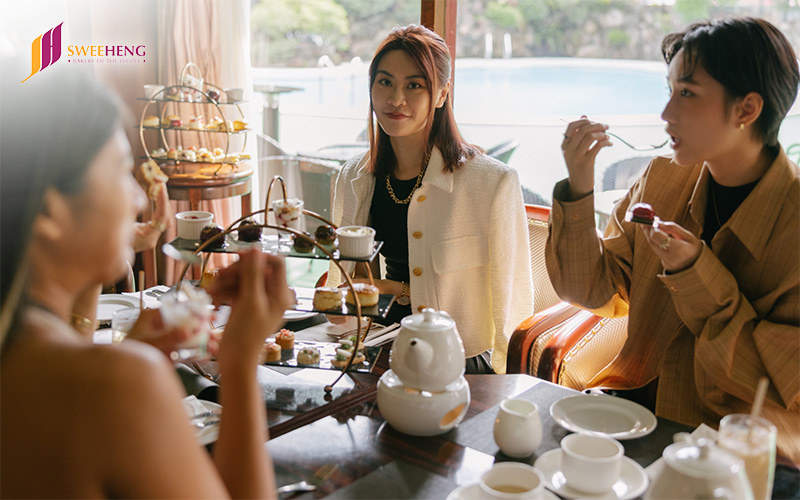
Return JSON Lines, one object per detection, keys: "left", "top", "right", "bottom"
{"left": 367, "top": 25, "right": 480, "bottom": 177}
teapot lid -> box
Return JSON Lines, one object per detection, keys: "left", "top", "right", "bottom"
{"left": 664, "top": 437, "right": 743, "bottom": 479}
{"left": 401, "top": 308, "right": 455, "bottom": 332}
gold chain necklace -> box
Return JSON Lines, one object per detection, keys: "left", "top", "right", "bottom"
{"left": 385, "top": 149, "right": 431, "bottom": 205}
{"left": 709, "top": 181, "right": 723, "bottom": 227}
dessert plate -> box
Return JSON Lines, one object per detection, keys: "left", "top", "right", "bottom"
{"left": 182, "top": 396, "right": 221, "bottom": 446}
{"left": 96, "top": 294, "right": 142, "bottom": 324}
{"left": 534, "top": 448, "right": 648, "bottom": 500}
{"left": 282, "top": 309, "right": 318, "bottom": 321}
{"left": 550, "top": 394, "right": 657, "bottom": 440}
{"left": 446, "top": 482, "right": 559, "bottom": 500}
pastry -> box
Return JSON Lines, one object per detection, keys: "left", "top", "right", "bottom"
{"left": 207, "top": 88, "right": 221, "bottom": 102}
{"left": 167, "top": 148, "right": 178, "bottom": 160}
{"left": 262, "top": 341, "right": 281, "bottom": 363}
{"left": 627, "top": 202, "right": 656, "bottom": 225}
{"left": 166, "top": 87, "right": 181, "bottom": 101}
{"left": 223, "top": 153, "right": 240, "bottom": 164}
{"left": 143, "top": 115, "right": 160, "bottom": 128}
{"left": 199, "top": 268, "right": 219, "bottom": 289}
{"left": 189, "top": 116, "right": 205, "bottom": 131}
{"left": 199, "top": 224, "right": 225, "bottom": 248}
{"left": 151, "top": 148, "right": 167, "bottom": 159}
{"left": 233, "top": 119, "right": 248, "bottom": 131}
{"left": 292, "top": 232, "right": 314, "bottom": 253}
{"left": 197, "top": 148, "right": 213, "bottom": 162}
{"left": 296, "top": 346, "right": 320, "bottom": 365}
{"left": 313, "top": 287, "right": 344, "bottom": 311}
{"left": 314, "top": 225, "right": 337, "bottom": 252}
{"left": 275, "top": 329, "right": 295, "bottom": 350}
{"left": 237, "top": 218, "right": 261, "bottom": 242}
{"left": 345, "top": 283, "right": 380, "bottom": 307}
{"left": 182, "top": 150, "right": 196, "bottom": 162}
{"left": 206, "top": 116, "right": 224, "bottom": 131}
{"left": 170, "top": 117, "right": 183, "bottom": 129}
{"left": 135, "top": 159, "right": 169, "bottom": 200}
{"left": 331, "top": 347, "right": 365, "bottom": 368}
{"left": 162, "top": 114, "right": 179, "bottom": 127}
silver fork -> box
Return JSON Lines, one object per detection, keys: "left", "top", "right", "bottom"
{"left": 277, "top": 463, "right": 338, "bottom": 495}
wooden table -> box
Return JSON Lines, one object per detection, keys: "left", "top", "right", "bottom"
{"left": 188, "top": 347, "right": 799, "bottom": 499}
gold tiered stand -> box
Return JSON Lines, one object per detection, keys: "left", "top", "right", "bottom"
{"left": 173, "top": 175, "right": 386, "bottom": 392}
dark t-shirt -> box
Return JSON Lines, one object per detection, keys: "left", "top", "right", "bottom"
{"left": 702, "top": 177, "right": 758, "bottom": 244}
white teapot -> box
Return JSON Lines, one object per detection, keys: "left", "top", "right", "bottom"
{"left": 390, "top": 308, "right": 465, "bottom": 392}
{"left": 646, "top": 435, "right": 754, "bottom": 500}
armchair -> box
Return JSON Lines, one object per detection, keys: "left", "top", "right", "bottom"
{"left": 507, "top": 204, "right": 628, "bottom": 391}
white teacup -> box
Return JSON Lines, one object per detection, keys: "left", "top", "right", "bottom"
{"left": 336, "top": 225, "right": 375, "bottom": 258}
{"left": 479, "top": 462, "right": 545, "bottom": 499}
{"left": 560, "top": 433, "right": 623, "bottom": 494}
{"left": 143, "top": 84, "right": 164, "bottom": 99}
{"left": 176, "top": 211, "right": 214, "bottom": 240}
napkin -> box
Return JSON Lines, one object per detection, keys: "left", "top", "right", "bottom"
{"left": 645, "top": 423, "right": 718, "bottom": 481}
{"left": 181, "top": 395, "right": 221, "bottom": 446}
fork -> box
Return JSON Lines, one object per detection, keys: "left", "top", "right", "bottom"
{"left": 277, "top": 463, "right": 338, "bottom": 495}
{"left": 605, "top": 131, "right": 669, "bottom": 152}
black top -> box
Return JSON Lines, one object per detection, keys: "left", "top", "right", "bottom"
{"left": 702, "top": 176, "right": 758, "bottom": 244}
{"left": 370, "top": 174, "right": 416, "bottom": 322}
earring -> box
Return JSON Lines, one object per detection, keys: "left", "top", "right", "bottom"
{"left": 739, "top": 123, "right": 745, "bottom": 130}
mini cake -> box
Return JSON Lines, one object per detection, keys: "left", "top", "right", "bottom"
{"left": 627, "top": 202, "right": 656, "bottom": 225}
{"left": 345, "top": 283, "right": 380, "bottom": 307}
{"left": 167, "top": 148, "right": 178, "bottom": 160}
{"left": 182, "top": 149, "right": 197, "bottom": 162}
{"left": 199, "top": 224, "right": 225, "bottom": 248}
{"left": 275, "top": 329, "right": 295, "bottom": 350}
{"left": 297, "top": 346, "right": 321, "bottom": 365}
{"left": 292, "top": 232, "right": 314, "bottom": 253}
{"left": 143, "top": 115, "right": 160, "bottom": 128}
{"left": 170, "top": 117, "right": 183, "bottom": 129}
{"left": 315, "top": 225, "right": 337, "bottom": 252}
{"left": 189, "top": 116, "right": 205, "bottom": 131}
{"left": 237, "top": 218, "right": 261, "bottom": 242}
{"left": 223, "top": 153, "right": 241, "bottom": 164}
{"left": 233, "top": 119, "right": 248, "bottom": 131}
{"left": 313, "top": 287, "right": 344, "bottom": 311}
{"left": 162, "top": 114, "right": 179, "bottom": 127}
{"left": 206, "top": 116, "right": 224, "bottom": 131}
{"left": 262, "top": 342, "right": 281, "bottom": 363}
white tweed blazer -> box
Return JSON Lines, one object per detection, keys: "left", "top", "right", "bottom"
{"left": 329, "top": 147, "right": 533, "bottom": 373}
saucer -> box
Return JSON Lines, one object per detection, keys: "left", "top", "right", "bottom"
{"left": 550, "top": 394, "right": 657, "bottom": 440}
{"left": 446, "top": 482, "right": 559, "bottom": 500}
{"left": 533, "top": 449, "right": 648, "bottom": 500}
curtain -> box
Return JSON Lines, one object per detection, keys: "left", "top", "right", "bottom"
{"left": 157, "top": 0, "right": 256, "bottom": 284}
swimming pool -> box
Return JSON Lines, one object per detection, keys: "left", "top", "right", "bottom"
{"left": 253, "top": 58, "right": 799, "bottom": 201}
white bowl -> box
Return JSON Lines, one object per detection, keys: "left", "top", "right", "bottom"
{"left": 176, "top": 211, "right": 214, "bottom": 240}
{"left": 336, "top": 226, "right": 375, "bottom": 258}
{"left": 224, "top": 88, "right": 243, "bottom": 102}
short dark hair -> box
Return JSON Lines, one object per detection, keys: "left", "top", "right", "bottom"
{"left": 661, "top": 17, "right": 799, "bottom": 148}
{"left": 367, "top": 24, "right": 480, "bottom": 177}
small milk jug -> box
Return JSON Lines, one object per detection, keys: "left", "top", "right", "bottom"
{"left": 493, "top": 398, "right": 543, "bottom": 458}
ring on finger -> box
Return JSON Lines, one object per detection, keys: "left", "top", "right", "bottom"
{"left": 660, "top": 236, "right": 671, "bottom": 251}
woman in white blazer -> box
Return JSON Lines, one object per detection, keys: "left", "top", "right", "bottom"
{"left": 329, "top": 25, "right": 533, "bottom": 374}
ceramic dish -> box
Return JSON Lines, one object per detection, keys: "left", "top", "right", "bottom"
{"left": 549, "top": 394, "right": 657, "bottom": 440}
{"left": 282, "top": 310, "right": 318, "bottom": 321}
{"left": 96, "top": 294, "right": 142, "bottom": 324}
{"left": 534, "top": 448, "right": 648, "bottom": 500}
{"left": 446, "top": 482, "right": 559, "bottom": 500}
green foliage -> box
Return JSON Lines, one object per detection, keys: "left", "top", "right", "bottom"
{"left": 607, "top": 28, "right": 629, "bottom": 47}
{"left": 486, "top": 2, "right": 525, "bottom": 28}
{"left": 675, "top": 0, "right": 710, "bottom": 23}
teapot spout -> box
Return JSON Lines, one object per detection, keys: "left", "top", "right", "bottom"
{"left": 404, "top": 337, "right": 435, "bottom": 373}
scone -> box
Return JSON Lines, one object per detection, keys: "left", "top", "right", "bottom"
{"left": 313, "top": 287, "right": 344, "bottom": 311}
{"left": 296, "top": 346, "right": 320, "bottom": 365}
{"left": 143, "top": 115, "right": 160, "bottom": 128}
{"left": 262, "top": 342, "right": 281, "bottom": 363}
{"left": 345, "top": 283, "right": 379, "bottom": 307}
{"left": 275, "top": 329, "right": 295, "bottom": 350}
